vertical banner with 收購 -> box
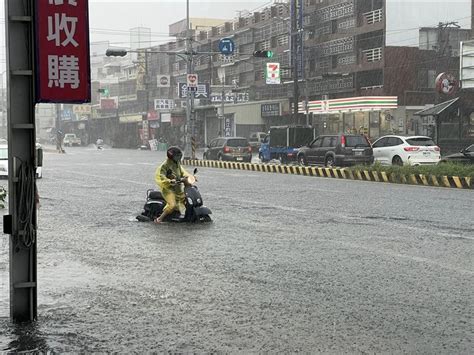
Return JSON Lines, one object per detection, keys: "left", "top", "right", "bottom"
{"left": 35, "top": 0, "right": 91, "bottom": 103}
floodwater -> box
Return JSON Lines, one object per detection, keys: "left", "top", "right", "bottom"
{"left": 1, "top": 147, "right": 473, "bottom": 352}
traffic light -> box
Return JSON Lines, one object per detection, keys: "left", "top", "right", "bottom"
{"left": 106, "top": 48, "right": 128, "bottom": 57}
{"left": 98, "top": 88, "right": 109, "bottom": 96}
{"left": 253, "top": 50, "right": 274, "bottom": 58}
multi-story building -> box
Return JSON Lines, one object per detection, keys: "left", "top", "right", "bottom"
{"left": 73, "top": 0, "right": 472, "bottom": 149}
{"left": 301, "top": 0, "right": 471, "bottom": 140}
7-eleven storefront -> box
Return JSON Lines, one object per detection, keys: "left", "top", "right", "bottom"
{"left": 299, "top": 96, "right": 398, "bottom": 139}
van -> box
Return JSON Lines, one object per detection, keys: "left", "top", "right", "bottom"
{"left": 249, "top": 132, "right": 267, "bottom": 151}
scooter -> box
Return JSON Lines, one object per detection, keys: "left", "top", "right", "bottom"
{"left": 96, "top": 139, "right": 104, "bottom": 150}
{"left": 136, "top": 168, "right": 212, "bottom": 223}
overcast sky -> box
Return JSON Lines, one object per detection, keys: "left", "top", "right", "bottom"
{"left": 0, "top": 0, "right": 472, "bottom": 72}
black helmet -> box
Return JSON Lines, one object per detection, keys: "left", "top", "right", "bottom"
{"left": 167, "top": 146, "right": 183, "bottom": 163}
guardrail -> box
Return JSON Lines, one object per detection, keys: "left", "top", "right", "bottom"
{"left": 182, "top": 159, "right": 473, "bottom": 190}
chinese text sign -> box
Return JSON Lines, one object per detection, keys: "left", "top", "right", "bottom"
{"left": 35, "top": 0, "right": 91, "bottom": 103}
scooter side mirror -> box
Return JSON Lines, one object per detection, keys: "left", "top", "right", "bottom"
{"left": 193, "top": 168, "right": 198, "bottom": 175}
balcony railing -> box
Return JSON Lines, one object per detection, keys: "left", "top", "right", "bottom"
{"left": 364, "top": 9, "right": 383, "bottom": 25}
{"left": 363, "top": 47, "right": 382, "bottom": 62}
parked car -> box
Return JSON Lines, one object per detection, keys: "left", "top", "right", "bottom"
{"left": 297, "top": 134, "right": 373, "bottom": 167}
{"left": 63, "top": 133, "right": 81, "bottom": 147}
{"left": 439, "top": 144, "right": 474, "bottom": 164}
{"left": 249, "top": 132, "right": 267, "bottom": 151}
{"left": 0, "top": 143, "right": 43, "bottom": 179}
{"left": 203, "top": 137, "right": 252, "bottom": 162}
{"left": 372, "top": 135, "right": 440, "bottom": 166}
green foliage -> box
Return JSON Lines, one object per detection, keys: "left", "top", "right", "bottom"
{"left": 349, "top": 162, "right": 474, "bottom": 180}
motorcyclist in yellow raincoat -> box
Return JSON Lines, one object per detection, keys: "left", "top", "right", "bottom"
{"left": 154, "top": 146, "right": 190, "bottom": 223}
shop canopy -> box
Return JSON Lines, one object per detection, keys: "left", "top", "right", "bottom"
{"left": 414, "top": 98, "right": 459, "bottom": 117}
{"left": 298, "top": 96, "right": 398, "bottom": 115}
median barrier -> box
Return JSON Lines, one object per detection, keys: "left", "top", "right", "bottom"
{"left": 182, "top": 159, "right": 473, "bottom": 190}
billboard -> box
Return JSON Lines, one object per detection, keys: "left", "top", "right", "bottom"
{"left": 35, "top": 0, "right": 91, "bottom": 103}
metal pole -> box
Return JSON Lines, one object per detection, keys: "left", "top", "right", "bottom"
{"left": 221, "top": 82, "right": 225, "bottom": 136}
{"left": 145, "top": 49, "right": 150, "bottom": 145}
{"left": 291, "top": 0, "right": 299, "bottom": 124}
{"left": 56, "top": 104, "right": 61, "bottom": 152}
{"left": 6, "top": 0, "right": 38, "bottom": 322}
{"left": 184, "top": 0, "right": 193, "bottom": 158}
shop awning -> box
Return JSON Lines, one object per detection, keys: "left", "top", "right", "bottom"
{"left": 415, "top": 98, "right": 459, "bottom": 117}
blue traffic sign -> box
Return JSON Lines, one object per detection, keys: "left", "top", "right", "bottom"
{"left": 219, "top": 38, "right": 235, "bottom": 55}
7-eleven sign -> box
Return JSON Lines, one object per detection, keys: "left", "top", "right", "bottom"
{"left": 266, "top": 62, "right": 281, "bottom": 84}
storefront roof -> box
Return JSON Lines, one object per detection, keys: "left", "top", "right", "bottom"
{"left": 415, "top": 98, "right": 459, "bottom": 117}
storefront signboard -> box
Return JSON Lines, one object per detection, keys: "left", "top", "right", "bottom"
{"left": 261, "top": 103, "right": 281, "bottom": 117}
{"left": 299, "top": 96, "right": 398, "bottom": 114}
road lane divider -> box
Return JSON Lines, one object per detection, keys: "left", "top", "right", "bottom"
{"left": 182, "top": 159, "right": 473, "bottom": 190}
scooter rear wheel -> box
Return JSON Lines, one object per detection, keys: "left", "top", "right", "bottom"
{"left": 200, "top": 215, "right": 212, "bottom": 223}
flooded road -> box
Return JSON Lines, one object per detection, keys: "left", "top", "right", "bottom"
{"left": 1, "top": 147, "right": 473, "bottom": 352}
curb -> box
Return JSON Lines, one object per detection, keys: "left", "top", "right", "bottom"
{"left": 183, "top": 159, "right": 473, "bottom": 190}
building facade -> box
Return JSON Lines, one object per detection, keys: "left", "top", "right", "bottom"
{"left": 53, "top": 0, "right": 473, "bottom": 150}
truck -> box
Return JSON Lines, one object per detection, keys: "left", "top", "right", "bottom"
{"left": 258, "top": 125, "right": 316, "bottom": 163}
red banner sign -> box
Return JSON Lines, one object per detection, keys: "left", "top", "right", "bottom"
{"left": 35, "top": 0, "right": 91, "bottom": 103}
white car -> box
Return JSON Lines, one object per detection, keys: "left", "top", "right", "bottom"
{"left": 371, "top": 135, "right": 441, "bottom": 166}
{"left": 0, "top": 143, "right": 43, "bottom": 179}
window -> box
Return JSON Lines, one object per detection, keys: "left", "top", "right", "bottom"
{"left": 346, "top": 136, "right": 370, "bottom": 147}
{"left": 321, "top": 136, "right": 336, "bottom": 147}
{"left": 387, "top": 137, "right": 403, "bottom": 146}
{"left": 226, "top": 139, "right": 248, "bottom": 147}
{"left": 406, "top": 137, "right": 436, "bottom": 146}
{"left": 372, "top": 137, "right": 388, "bottom": 148}
{"left": 311, "top": 138, "right": 322, "bottom": 148}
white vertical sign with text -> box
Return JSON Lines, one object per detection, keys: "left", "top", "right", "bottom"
{"left": 266, "top": 63, "right": 281, "bottom": 85}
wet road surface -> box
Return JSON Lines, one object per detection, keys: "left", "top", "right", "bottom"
{"left": 1, "top": 146, "right": 473, "bottom": 352}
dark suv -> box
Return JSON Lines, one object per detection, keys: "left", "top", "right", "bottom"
{"left": 297, "top": 134, "right": 373, "bottom": 167}
{"left": 203, "top": 137, "right": 252, "bottom": 162}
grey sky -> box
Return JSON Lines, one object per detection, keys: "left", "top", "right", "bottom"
{"left": 89, "top": 0, "right": 270, "bottom": 46}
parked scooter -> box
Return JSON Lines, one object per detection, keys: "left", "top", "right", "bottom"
{"left": 136, "top": 168, "right": 212, "bottom": 223}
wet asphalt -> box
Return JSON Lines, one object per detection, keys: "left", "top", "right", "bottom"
{"left": 0, "top": 146, "right": 473, "bottom": 353}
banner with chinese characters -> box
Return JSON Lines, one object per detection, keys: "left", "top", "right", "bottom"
{"left": 178, "top": 83, "right": 210, "bottom": 99}
{"left": 35, "top": 0, "right": 91, "bottom": 103}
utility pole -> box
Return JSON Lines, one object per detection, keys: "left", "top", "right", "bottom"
{"left": 5, "top": 0, "right": 38, "bottom": 322}
{"left": 184, "top": 0, "right": 195, "bottom": 159}
{"left": 144, "top": 49, "right": 150, "bottom": 146}
{"left": 291, "top": 0, "right": 300, "bottom": 124}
